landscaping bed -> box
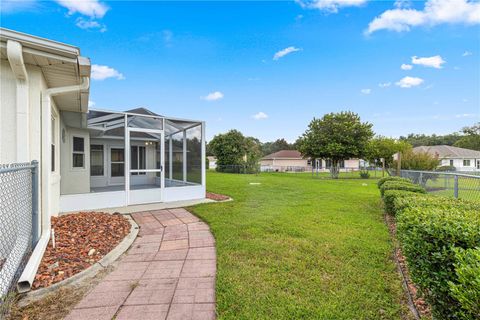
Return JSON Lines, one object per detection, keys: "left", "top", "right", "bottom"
{"left": 206, "top": 191, "right": 230, "bottom": 201}
{"left": 32, "top": 212, "right": 130, "bottom": 290}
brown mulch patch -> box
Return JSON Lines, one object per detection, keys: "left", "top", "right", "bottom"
{"left": 32, "top": 212, "right": 130, "bottom": 290}
{"left": 385, "top": 214, "right": 431, "bottom": 319}
{"left": 206, "top": 192, "right": 230, "bottom": 201}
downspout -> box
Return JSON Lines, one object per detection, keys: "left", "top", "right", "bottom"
{"left": 17, "top": 77, "right": 89, "bottom": 293}
{"left": 6, "top": 40, "right": 29, "bottom": 162}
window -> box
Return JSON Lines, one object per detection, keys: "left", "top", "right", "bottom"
{"left": 131, "top": 145, "right": 146, "bottom": 175}
{"left": 477, "top": 160, "right": 480, "bottom": 170}
{"left": 339, "top": 160, "right": 345, "bottom": 168}
{"left": 111, "top": 148, "right": 124, "bottom": 177}
{"left": 90, "top": 145, "right": 104, "bottom": 176}
{"left": 72, "top": 137, "right": 85, "bottom": 168}
{"left": 450, "top": 159, "right": 454, "bottom": 166}
{"left": 51, "top": 116, "right": 55, "bottom": 172}
{"left": 463, "top": 159, "right": 471, "bottom": 167}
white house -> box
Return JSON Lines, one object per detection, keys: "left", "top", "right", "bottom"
{"left": 259, "top": 150, "right": 362, "bottom": 172}
{"left": 1, "top": 28, "right": 206, "bottom": 290}
{"left": 412, "top": 145, "right": 480, "bottom": 172}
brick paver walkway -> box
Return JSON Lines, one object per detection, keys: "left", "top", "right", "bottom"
{"left": 66, "top": 208, "right": 216, "bottom": 320}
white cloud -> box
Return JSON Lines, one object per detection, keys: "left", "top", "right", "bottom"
{"left": 55, "top": 0, "right": 109, "bottom": 19}
{"left": 366, "top": 0, "right": 480, "bottom": 34}
{"left": 361, "top": 88, "right": 371, "bottom": 94}
{"left": 462, "top": 50, "right": 473, "bottom": 56}
{"left": 396, "top": 76, "right": 424, "bottom": 88}
{"left": 394, "top": 0, "right": 412, "bottom": 8}
{"left": 253, "top": 112, "right": 268, "bottom": 120}
{"left": 88, "top": 100, "right": 96, "bottom": 107}
{"left": 411, "top": 55, "right": 446, "bottom": 68}
{"left": 378, "top": 82, "right": 391, "bottom": 88}
{"left": 401, "top": 63, "right": 413, "bottom": 70}
{"left": 91, "top": 64, "right": 125, "bottom": 80}
{"left": 273, "top": 46, "right": 302, "bottom": 60}
{"left": 201, "top": 91, "right": 224, "bottom": 101}
{"left": 296, "top": 0, "right": 367, "bottom": 13}
{"left": 76, "top": 17, "right": 106, "bottom": 32}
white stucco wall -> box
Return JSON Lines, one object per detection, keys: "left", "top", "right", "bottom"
{"left": 0, "top": 61, "right": 64, "bottom": 222}
{"left": 60, "top": 123, "right": 91, "bottom": 195}
{"left": 439, "top": 158, "right": 480, "bottom": 171}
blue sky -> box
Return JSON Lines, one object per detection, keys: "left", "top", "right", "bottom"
{"left": 2, "top": 0, "right": 479, "bottom": 142}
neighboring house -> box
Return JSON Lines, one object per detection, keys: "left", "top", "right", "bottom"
{"left": 260, "top": 150, "right": 361, "bottom": 172}
{"left": 207, "top": 156, "right": 217, "bottom": 169}
{"left": 260, "top": 150, "right": 311, "bottom": 172}
{"left": 412, "top": 145, "right": 480, "bottom": 172}
{"left": 1, "top": 28, "right": 206, "bottom": 289}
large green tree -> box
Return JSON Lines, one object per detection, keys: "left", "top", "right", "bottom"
{"left": 208, "top": 130, "right": 262, "bottom": 173}
{"left": 454, "top": 123, "right": 480, "bottom": 151}
{"left": 297, "top": 111, "right": 373, "bottom": 178}
{"left": 366, "top": 136, "right": 411, "bottom": 168}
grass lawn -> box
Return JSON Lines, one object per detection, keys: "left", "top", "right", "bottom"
{"left": 191, "top": 172, "right": 411, "bottom": 320}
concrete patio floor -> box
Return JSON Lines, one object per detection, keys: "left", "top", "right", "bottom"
{"left": 65, "top": 208, "right": 216, "bottom": 320}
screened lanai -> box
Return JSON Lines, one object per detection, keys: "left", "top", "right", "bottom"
{"left": 58, "top": 107, "right": 206, "bottom": 212}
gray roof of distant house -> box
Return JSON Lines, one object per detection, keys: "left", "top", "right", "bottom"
{"left": 262, "top": 150, "right": 304, "bottom": 160}
{"left": 413, "top": 145, "right": 480, "bottom": 158}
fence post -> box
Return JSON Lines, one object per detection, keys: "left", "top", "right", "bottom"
{"left": 419, "top": 172, "right": 423, "bottom": 186}
{"left": 454, "top": 174, "right": 459, "bottom": 199}
{"left": 31, "top": 160, "right": 39, "bottom": 246}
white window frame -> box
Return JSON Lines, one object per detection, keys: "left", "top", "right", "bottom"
{"left": 463, "top": 159, "right": 471, "bottom": 167}
{"left": 110, "top": 147, "right": 125, "bottom": 178}
{"left": 90, "top": 144, "right": 105, "bottom": 177}
{"left": 72, "top": 136, "right": 85, "bottom": 170}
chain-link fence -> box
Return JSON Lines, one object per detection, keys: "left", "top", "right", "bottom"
{"left": 215, "top": 164, "right": 260, "bottom": 174}
{"left": 398, "top": 169, "right": 480, "bottom": 202}
{"left": 0, "top": 161, "right": 39, "bottom": 318}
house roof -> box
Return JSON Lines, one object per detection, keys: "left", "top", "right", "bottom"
{"left": 262, "top": 150, "right": 304, "bottom": 160}
{"left": 0, "top": 28, "right": 90, "bottom": 113}
{"left": 413, "top": 145, "right": 480, "bottom": 159}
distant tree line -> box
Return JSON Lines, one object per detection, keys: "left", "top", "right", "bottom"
{"left": 399, "top": 123, "right": 480, "bottom": 151}
{"left": 207, "top": 114, "right": 479, "bottom": 177}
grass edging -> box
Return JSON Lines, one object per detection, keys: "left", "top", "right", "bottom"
{"left": 18, "top": 215, "right": 139, "bottom": 307}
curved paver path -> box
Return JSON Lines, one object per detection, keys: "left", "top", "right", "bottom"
{"left": 66, "top": 208, "right": 216, "bottom": 320}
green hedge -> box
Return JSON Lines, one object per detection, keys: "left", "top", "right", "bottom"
{"left": 393, "top": 194, "right": 480, "bottom": 217}
{"left": 379, "top": 180, "right": 426, "bottom": 197}
{"left": 397, "top": 206, "right": 480, "bottom": 319}
{"left": 377, "top": 176, "right": 411, "bottom": 188}
{"left": 449, "top": 247, "right": 480, "bottom": 320}
{"left": 382, "top": 190, "right": 418, "bottom": 215}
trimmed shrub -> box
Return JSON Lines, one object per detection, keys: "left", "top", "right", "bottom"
{"left": 382, "top": 190, "right": 418, "bottom": 215}
{"left": 394, "top": 195, "right": 480, "bottom": 217}
{"left": 397, "top": 206, "right": 480, "bottom": 319}
{"left": 377, "top": 176, "right": 411, "bottom": 188}
{"left": 379, "top": 180, "right": 426, "bottom": 197}
{"left": 449, "top": 247, "right": 480, "bottom": 320}
{"left": 359, "top": 170, "right": 370, "bottom": 179}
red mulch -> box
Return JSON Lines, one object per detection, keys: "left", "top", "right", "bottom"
{"left": 206, "top": 192, "right": 230, "bottom": 201}
{"left": 385, "top": 214, "right": 431, "bottom": 318}
{"left": 32, "top": 212, "right": 130, "bottom": 290}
